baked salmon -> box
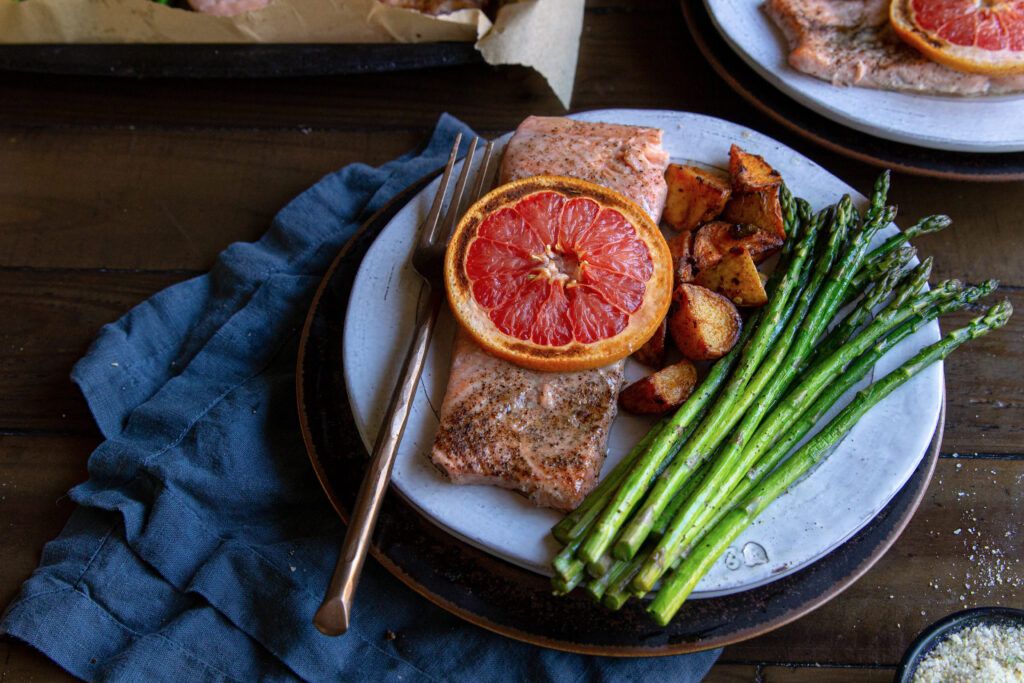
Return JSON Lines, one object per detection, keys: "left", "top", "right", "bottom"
{"left": 432, "top": 330, "right": 625, "bottom": 510}
{"left": 430, "top": 116, "right": 669, "bottom": 511}
{"left": 500, "top": 116, "right": 670, "bottom": 222}
{"left": 187, "top": 0, "right": 272, "bottom": 15}
{"left": 377, "top": 0, "right": 489, "bottom": 15}
{"left": 764, "top": 0, "right": 1024, "bottom": 95}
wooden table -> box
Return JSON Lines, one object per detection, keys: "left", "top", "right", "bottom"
{"left": 0, "top": 1, "right": 1020, "bottom": 679}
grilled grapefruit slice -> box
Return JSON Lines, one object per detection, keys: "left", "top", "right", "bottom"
{"left": 891, "top": 0, "right": 1024, "bottom": 75}
{"left": 445, "top": 175, "right": 673, "bottom": 372}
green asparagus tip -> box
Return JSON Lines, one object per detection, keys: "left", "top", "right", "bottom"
{"left": 885, "top": 245, "right": 916, "bottom": 272}
{"left": 984, "top": 300, "right": 1013, "bottom": 327}
{"left": 937, "top": 279, "right": 964, "bottom": 296}
{"left": 838, "top": 195, "right": 853, "bottom": 215}
{"left": 797, "top": 198, "right": 812, "bottom": 221}
{"left": 915, "top": 215, "right": 953, "bottom": 235}
{"left": 917, "top": 255, "right": 934, "bottom": 278}
{"left": 976, "top": 279, "right": 1000, "bottom": 297}
{"left": 880, "top": 263, "right": 903, "bottom": 285}
{"left": 874, "top": 170, "right": 892, "bottom": 195}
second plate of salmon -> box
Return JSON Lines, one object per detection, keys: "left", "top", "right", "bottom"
{"left": 343, "top": 109, "right": 943, "bottom": 598}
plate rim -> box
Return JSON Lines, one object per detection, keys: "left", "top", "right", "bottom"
{"left": 296, "top": 163, "right": 947, "bottom": 656}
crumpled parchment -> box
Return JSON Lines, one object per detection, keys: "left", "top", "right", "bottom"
{"left": 0, "top": 0, "right": 584, "bottom": 106}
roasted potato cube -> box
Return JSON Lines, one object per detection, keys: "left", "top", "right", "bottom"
{"left": 694, "top": 248, "right": 768, "bottom": 307}
{"left": 669, "top": 284, "right": 742, "bottom": 361}
{"left": 692, "top": 221, "right": 784, "bottom": 274}
{"left": 619, "top": 360, "right": 699, "bottom": 415}
{"left": 722, "top": 187, "right": 786, "bottom": 240}
{"left": 729, "top": 144, "right": 782, "bottom": 192}
{"left": 663, "top": 164, "right": 732, "bottom": 232}
{"left": 666, "top": 230, "right": 697, "bottom": 284}
{"left": 633, "top": 317, "right": 668, "bottom": 368}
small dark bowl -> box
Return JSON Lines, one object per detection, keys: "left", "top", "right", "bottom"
{"left": 895, "top": 606, "right": 1024, "bottom": 682}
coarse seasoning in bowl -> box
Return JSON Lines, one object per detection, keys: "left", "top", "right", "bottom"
{"left": 896, "top": 607, "right": 1024, "bottom": 683}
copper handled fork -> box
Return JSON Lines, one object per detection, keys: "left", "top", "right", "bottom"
{"left": 314, "top": 134, "right": 495, "bottom": 636}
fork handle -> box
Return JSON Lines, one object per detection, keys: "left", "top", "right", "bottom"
{"left": 313, "top": 288, "right": 442, "bottom": 636}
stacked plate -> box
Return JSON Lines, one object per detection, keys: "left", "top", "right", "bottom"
{"left": 685, "top": 0, "right": 1024, "bottom": 179}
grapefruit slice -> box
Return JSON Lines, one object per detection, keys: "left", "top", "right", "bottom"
{"left": 445, "top": 175, "right": 673, "bottom": 372}
{"left": 891, "top": 0, "right": 1024, "bottom": 75}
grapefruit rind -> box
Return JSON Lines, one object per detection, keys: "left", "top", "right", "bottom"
{"left": 891, "top": 0, "right": 1024, "bottom": 76}
{"left": 445, "top": 175, "right": 673, "bottom": 373}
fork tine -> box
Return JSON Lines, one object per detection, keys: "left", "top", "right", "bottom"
{"left": 468, "top": 140, "right": 496, "bottom": 205}
{"left": 435, "top": 136, "right": 479, "bottom": 244}
{"left": 418, "top": 134, "right": 462, "bottom": 250}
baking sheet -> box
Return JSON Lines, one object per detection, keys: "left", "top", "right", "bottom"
{"left": 0, "top": 0, "right": 583, "bottom": 105}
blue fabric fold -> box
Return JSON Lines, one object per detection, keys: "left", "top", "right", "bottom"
{"left": 1, "top": 114, "right": 721, "bottom": 682}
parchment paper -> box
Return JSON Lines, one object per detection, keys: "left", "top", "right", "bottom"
{"left": 0, "top": 0, "right": 583, "bottom": 106}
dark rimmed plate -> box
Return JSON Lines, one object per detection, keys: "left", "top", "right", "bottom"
{"left": 0, "top": 42, "right": 480, "bottom": 78}
{"left": 896, "top": 607, "right": 1024, "bottom": 681}
{"left": 678, "top": 0, "right": 1024, "bottom": 182}
{"left": 296, "top": 171, "right": 947, "bottom": 655}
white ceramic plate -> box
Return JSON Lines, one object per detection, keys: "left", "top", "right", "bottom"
{"left": 344, "top": 109, "right": 943, "bottom": 597}
{"left": 704, "top": 0, "right": 1024, "bottom": 153}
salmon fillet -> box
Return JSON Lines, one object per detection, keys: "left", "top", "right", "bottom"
{"left": 377, "top": 0, "right": 489, "bottom": 15}
{"left": 432, "top": 330, "right": 625, "bottom": 510}
{"left": 500, "top": 116, "right": 670, "bottom": 222}
{"left": 430, "top": 116, "right": 670, "bottom": 511}
{"left": 763, "top": 0, "right": 1024, "bottom": 95}
{"left": 187, "top": 0, "right": 272, "bottom": 15}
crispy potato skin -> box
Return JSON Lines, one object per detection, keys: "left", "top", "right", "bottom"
{"left": 633, "top": 317, "right": 668, "bottom": 368}
{"left": 695, "top": 248, "right": 768, "bottom": 307}
{"left": 692, "top": 221, "right": 783, "bottom": 273}
{"left": 663, "top": 164, "right": 732, "bottom": 232}
{"left": 668, "top": 283, "right": 742, "bottom": 361}
{"left": 723, "top": 145, "right": 786, "bottom": 240}
{"left": 666, "top": 230, "right": 697, "bottom": 285}
{"left": 729, "top": 144, "right": 782, "bottom": 191}
{"left": 722, "top": 188, "right": 786, "bottom": 240}
{"left": 619, "top": 359, "right": 698, "bottom": 414}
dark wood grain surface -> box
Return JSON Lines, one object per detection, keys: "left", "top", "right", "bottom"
{"left": 0, "top": 0, "right": 1020, "bottom": 679}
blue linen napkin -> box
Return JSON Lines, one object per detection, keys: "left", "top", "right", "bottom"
{"left": 0, "top": 114, "right": 721, "bottom": 682}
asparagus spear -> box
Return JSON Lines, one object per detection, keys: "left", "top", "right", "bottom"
{"left": 604, "top": 207, "right": 834, "bottom": 563}
{"left": 572, "top": 454, "right": 717, "bottom": 590}
{"left": 745, "top": 279, "right": 999, "bottom": 488}
{"left": 857, "top": 214, "right": 952, "bottom": 280}
{"left": 647, "top": 300, "right": 1013, "bottom": 625}
{"left": 603, "top": 546, "right": 653, "bottom": 610}
{"left": 552, "top": 420, "right": 667, "bottom": 544}
{"left": 575, "top": 323, "right": 755, "bottom": 569}
{"left": 554, "top": 415, "right": 712, "bottom": 585}
{"left": 590, "top": 459, "right": 718, "bottom": 603}
{"left": 863, "top": 171, "right": 891, "bottom": 227}
{"left": 584, "top": 553, "right": 635, "bottom": 601}
{"left": 551, "top": 571, "right": 584, "bottom": 597}
{"left": 814, "top": 263, "right": 905, "bottom": 365}
{"left": 730, "top": 267, "right": 950, "bottom": 489}
{"left": 843, "top": 244, "right": 916, "bottom": 306}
